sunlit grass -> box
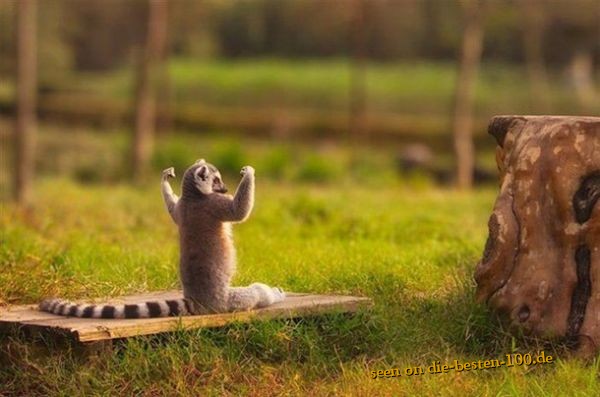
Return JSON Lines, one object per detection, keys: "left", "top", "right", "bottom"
{"left": 2, "top": 175, "right": 598, "bottom": 395}
{"left": 1, "top": 123, "right": 598, "bottom": 395}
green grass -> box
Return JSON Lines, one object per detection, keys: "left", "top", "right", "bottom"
{"left": 0, "top": 116, "right": 472, "bottom": 194}
{"left": 2, "top": 59, "right": 596, "bottom": 151}
{"left": 1, "top": 121, "right": 598, "bottom": 395}
{"left": 6, "top": 57, "right": 594, "bottom": 117}
{"left": 2, "top": 175, "right": 599, "bottom": 395}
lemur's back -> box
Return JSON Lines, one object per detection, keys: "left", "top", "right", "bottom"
{"left": 177, "top": 197, "right": 235, "bottom": 311}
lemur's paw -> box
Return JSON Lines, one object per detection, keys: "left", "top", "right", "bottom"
{"left": 240, "top": 165, "right": 255, "bottom": 176}
{"left": 162, "top": 167, "right": 176, "bottom": 179}
{"left": 272, "top": 287, "right": 286, "bottom": 302}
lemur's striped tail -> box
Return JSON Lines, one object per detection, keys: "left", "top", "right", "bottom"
{"left": 39, "top": 298, "right": 192, "bottom": 319}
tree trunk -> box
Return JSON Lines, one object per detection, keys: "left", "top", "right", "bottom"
{"left": 476, "top": 115, "right": 600, "bottom": 359}
{"left": 452, "top": 0, "right": 484, "bottom": 189}
{"left": 14, "top": 0, "right": 37, "bottom": 206}
{"left": 569, "top": 50, "right": 599, "bottom": 114}
{"left": 521, "top": 0, "right": 550, "bottom": 112}
{"left": 348, "top": 0, "right": 368, "bottom": 143}
{"left": 132, "top": 0, "right": 168, "bottom": 182}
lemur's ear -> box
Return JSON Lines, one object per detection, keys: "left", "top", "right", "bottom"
{"left": 195, "top": 159, "right": 206, "bottom": 165}
{"left": 197, "top": 165, "right": 208, "bottom": 180}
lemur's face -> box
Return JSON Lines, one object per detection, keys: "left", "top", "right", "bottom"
{"left": 191, "top": 159, "right": 227, "bottom": 195}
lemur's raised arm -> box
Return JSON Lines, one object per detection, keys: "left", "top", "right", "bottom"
{"left": 214, "top": 166, "right": 255, "bottom": 222}
{"left": 161, "top": 167, "right": 179, "bottom": 224}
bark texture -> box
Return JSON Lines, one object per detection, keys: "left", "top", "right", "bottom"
{"left": 475, "top": 115, "right": 600, "bottom": 357}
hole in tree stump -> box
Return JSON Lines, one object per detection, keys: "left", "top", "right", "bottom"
{"left": 518, "top": 305, "right": 530, "bottom": 323}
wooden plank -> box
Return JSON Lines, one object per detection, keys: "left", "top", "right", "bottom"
{"left": 0, "top": 306, "right": 58, "bottom": 322}
{"left": 0, "top": 292, "right": 372, "bottom": 343}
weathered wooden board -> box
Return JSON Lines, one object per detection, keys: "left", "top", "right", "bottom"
{"left": 0, "top": 291, "right": 372, "bottom": 343}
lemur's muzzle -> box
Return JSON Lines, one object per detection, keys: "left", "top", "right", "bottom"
{"left": 215, "top": 185, "right": 228, "bottom": 193}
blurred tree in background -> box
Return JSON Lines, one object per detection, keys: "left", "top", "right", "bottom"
{"left": 63, "top": 0, "right": 146, "bottom": 71}
{"left": 520, "top": 0, "right": 550, "bottom": 111}
{"left": 13, "top": 0, "right": 37, "bottom": 205}
{"left": 452, "top": 0, "right": 484, "bottom": 189}
{"left": 132, "top": 0, "right": 169, "bottom": 182}
{"left": 2, "top": 0, "right": 597, "bottom": 75}
{"left": 0, "top": 0, "right": 598, "bottom": 195}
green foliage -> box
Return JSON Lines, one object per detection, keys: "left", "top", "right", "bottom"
{"left": 295, "top": 154, "right": 341, "bottom": 183}
{"left": 347, "top": 153, "right": 399, "bottom": 187}
{"left": 32, "top": 125, "right": 127, "bottom": 183}
{"left": 151, "top": 139, "right": 197, "bottom": 175}
{"left": 17, "top": 58, "right": 596, "bottom": 139}
{"left": 2, "top": 59, "right": 596, "bottom": 148}
{"left": 2, "top": 0, "right": 598, "bottom": 76}
{"left": 72, "top": 164, "right": 103, "bottom": 184}
{"left": 211, "top": 140, "right": 248, "bottom": 176}
{"left": 257, "top": 147, "right": 292, "bottom": 180}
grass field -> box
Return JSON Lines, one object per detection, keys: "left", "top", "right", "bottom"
{"left": 52, "top": 58, "right": 593, "bottom": 116}
{"left": 2, "top": 59, "right": 596, "bottom": 155}
{"left": 2, "top": 143, "right": 599, "bottom": 395}
{"left": 0, "top": 116, "right": 499, "bottom": 197}
{"left": 4, "top": 58, "right": 596, "bottom": 135}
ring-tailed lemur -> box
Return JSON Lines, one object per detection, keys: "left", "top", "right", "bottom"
{"left": 39, "top": 159, "right": 285, "bottom": 318}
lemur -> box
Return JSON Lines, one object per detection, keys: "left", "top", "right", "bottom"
{"left": 39, "top": 159, "right": 285, "bottom": 318}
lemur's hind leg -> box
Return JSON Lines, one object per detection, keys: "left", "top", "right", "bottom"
{"left": 161, "top": 167, "right": 179, "bottom": 224}
{"left": 227, "top": 283, "right": 285, "bottom": 311}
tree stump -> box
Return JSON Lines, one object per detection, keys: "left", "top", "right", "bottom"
{"left": 475, "top": 115, "right": 600, "bottom": 357}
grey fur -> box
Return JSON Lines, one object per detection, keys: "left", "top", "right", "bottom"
{"left": 168, "top": 160, "right": 284, "bottom": 314}
{"left": 39, "top": 160, "right": 284, "bottom": 319}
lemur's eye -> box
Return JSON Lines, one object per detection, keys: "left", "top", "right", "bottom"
{"left": 214, "top": 177, "right": 221, "bottom": 184}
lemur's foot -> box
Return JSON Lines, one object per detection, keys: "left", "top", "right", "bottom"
{"left": 162, "top": 167, "right": 176, "bottom": 180}
{"left": 240, "top": 165, "right": 255, "bottom": 176}
{"left": 249, "top": 283, "right": 285, "bottom": 305}
{"left": 272, "top": 287, "right": 285, "bottom": 303}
